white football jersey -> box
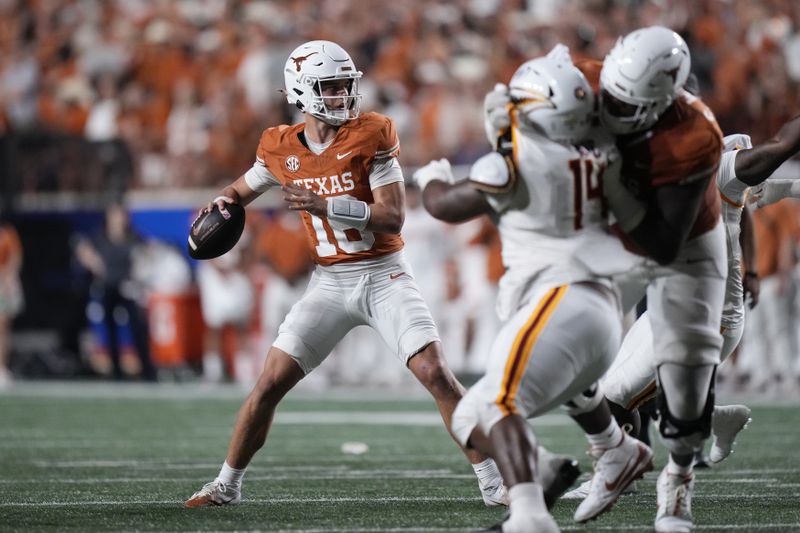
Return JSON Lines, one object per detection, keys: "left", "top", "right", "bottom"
{"left": 469, "top": 125, "right": 633, "bottom": 319}
{"left": 717, "top": 133, "right": 753, "bottom": 329}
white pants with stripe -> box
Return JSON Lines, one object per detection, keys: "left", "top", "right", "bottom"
{"left": 602, "top": 310, "right": 744, "bottom": 410}
{"left": 273, "top": 251, "right": 440, "bottom": 374}
{"left": 452, "top": 282, "right": 622, "bottom": 447}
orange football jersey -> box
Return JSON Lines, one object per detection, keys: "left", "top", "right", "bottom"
{"left": 256, "top": 112, "right": 404, "bottom": 266}
{"left": 578, "top": 59, "right": 723, "bottom": 240}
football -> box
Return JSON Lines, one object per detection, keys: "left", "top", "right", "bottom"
{"left": 187, "top": 203, "right": 246, "bottom": 260}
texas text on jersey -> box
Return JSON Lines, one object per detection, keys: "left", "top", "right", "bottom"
{"left": 256, "top": 111, "right": 403, "bottom": 266}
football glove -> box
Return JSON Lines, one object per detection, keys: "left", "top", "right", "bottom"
{"left": 484, "top": 83, "right": 511, "bottom": 151}
{"left": 749, "top": 178, "right": 800, "bottom": 209}
{"left": 412, "top": 158, "right": 455, "bottom": 191}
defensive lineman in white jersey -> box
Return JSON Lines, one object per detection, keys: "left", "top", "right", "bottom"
{"left": 414, "top": 46, "right": 653, "bottom": 533}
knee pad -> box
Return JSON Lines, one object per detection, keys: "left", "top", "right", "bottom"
{"left": 563, "top": 383, "right": 603, "bottom": 416}
{"left": 656, "top": 367, "right": 716, "bottom": 455}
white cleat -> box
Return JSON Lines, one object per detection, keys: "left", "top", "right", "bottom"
{"left": 480, "top": 478, "right": 509, "bottom": 507}
{"left": 563, "top": 478, "right": 637, "bottom": 499}
{"left": 655, "top": 466, "right": 695, "bottom": 532}
{"left": 483, "top": 512, "right": 561, "bottom": 533}
{"left": 184, "top": 479, "right": 241, "bottom": 508}
{"left": 709, "top": 404, "right": 751, "bottom": 464}
{"left": 573, "top": 435, "right": 654, "bottom": 523}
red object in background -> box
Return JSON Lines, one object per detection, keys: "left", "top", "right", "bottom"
{"left": 148, "top": 291, "right": 205, "bottom": 367}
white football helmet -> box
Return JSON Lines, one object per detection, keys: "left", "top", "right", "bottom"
{"left": 507, "top": 44, "right": 593, "bottom": 145}
{"left": 599, "top": 26, "right": 690, "bottom": 134}
{"left": 284, "top": 40, "right": 363, "bottom": 126}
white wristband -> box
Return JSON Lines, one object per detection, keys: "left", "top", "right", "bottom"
{"left": 213, "top": 195, "right": 235, "bottom": 204}
{"left": 327, "top": 197, "right": 370, "bottom": 231}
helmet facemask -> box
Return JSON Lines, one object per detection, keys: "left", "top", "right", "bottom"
{"left": 284, "top": 40, "right": 364, "bottom": 127}
{"left": 599, "top": 88, "right": 664, "bottom": 135}
{"left": 306, "top": 74, "right": 363, "bottom": 126}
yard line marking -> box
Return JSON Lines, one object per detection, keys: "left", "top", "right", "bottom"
{"left": 723, "top": 478, "right": 779, "bottom": 483}
{"left": 0, "top": 471, "right": 477, "bottom": 484}
{"left": 272, "top": 411, "right": 571, "bottom": 426}
{"left": 28, "top": 456, "right": 494, "bottom": 468}
{"left": 0, "top": 410, "right": 572, "bottom": 428}
{"left": 0, "top": 496, "right": 481, "bottom": 507}
{"left": 5, "top": 494, "right": 800, "bottom": 507}
{"left": 699, "top": 468, "right": 800, "bottom": 475}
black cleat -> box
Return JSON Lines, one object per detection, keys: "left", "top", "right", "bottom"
{"left": 544, "top": 457, "right": 581, "bottom": 509}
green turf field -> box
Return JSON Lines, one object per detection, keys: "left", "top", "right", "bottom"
{"left": 1, "top": 383, "right": 799, "bottom": 532}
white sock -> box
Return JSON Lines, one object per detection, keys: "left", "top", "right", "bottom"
{"left": 586, "top": 419, "right": 624, "bottom": 450}
{"left": 472, "top": 458, "right": 502, "bottom": 487}
{"left": 507, "top": 482, "right": 547, "bottom": 525}
{"left": 667, "top": 455, "right": 693, "bottom": 477}
{"left": 218, "top": 461, "right": 246, "bottom": 488}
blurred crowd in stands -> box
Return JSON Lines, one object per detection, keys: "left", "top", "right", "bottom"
{"left": 2, "top": 0, "right": 800, "bottom": 190}
{"left": 2, "top": 0, "right": 800, "bottom": 394}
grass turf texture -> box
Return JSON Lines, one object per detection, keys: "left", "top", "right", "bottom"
{"left": 1, "top": 383, "right": 799, "bottom": 532}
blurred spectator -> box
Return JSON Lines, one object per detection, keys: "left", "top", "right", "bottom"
{"left": 254, "top": 211, "right": 313, "bottom": 345}
{"left": 3, "top": 0, "right": 797, "bottom": 191}
{"left": 197, "top": 244, "right": 254, "bottom": 382}
{"left": 0, "top": 211, "right": 23, "bottom": 386}
{"left": 75, "top": 201, "right": 157, "bottom": 381}
{"left": 738, "top": 200, "right": 800, "bottom": 394}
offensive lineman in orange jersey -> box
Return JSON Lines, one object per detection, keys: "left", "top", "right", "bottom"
{"left": 184, "top": 40, "right": 508, "bottom": 509}
{"left": 581, "top": 28, "right": 725, "bottom": 532}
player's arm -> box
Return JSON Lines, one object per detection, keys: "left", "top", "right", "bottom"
{"left": 364, "top": 181, "right": 404, "bottom": 233}
{"left": 733, "top": 114, "right": 800, "bottom": 186}
{"left": 206, "top": 175, "right": 263, "bottom": 213}
{"left": 413, "top": 153, "right": 509, "bottom": 223}
{"left": 281, "top": 181, "right": 405, "bottom": 234}
{"left": 606, "top": 166, "right": 708, "bottom": 266}
{"left": 75, "top": 238, "right": 105, "bottom": 278}
{"left": 739, "top": 205, "right": 760, "bottom": 308}
{"left": 422, "top": 180, "right": 493, "bottom": 223}
{"left": 628, "top": 180, "right": 709, "bottom": 265}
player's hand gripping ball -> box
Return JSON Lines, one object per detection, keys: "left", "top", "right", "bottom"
{"left": 187, "top": 202, "right": 246, "bottom": 260}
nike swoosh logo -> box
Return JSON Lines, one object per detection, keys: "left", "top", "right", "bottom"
{"left": 337, "top": 151, "right": 353, "bottom": 160}
{"left": 604, "top": 444, "right": 650, "bottom": 492}
{"left": 389, "top": 272, "right": 405, "bottom": 280}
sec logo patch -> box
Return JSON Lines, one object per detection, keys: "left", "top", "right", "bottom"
{"left": 285, "top": 155, "right": 300, "bottom": 173}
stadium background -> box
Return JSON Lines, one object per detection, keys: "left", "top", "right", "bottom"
{"left": 3, "top": 0, "right": 800, "bottom": 389}
{"left": 0, "top": 0, "right": 799, "bottom": 383}
{"left": 2, "top": 1, "right": 800, "bottom": 532}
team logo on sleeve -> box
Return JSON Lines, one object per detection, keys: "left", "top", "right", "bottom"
{"left": 285, "top": 155, "right": 301, "bottom": 173}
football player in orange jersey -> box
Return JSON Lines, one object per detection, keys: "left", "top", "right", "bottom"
{"left": 588, "top": 27, "right": 726, "bottom": 532}
{"left": 184, "top": 40, "right": 508, "bottom": 509}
